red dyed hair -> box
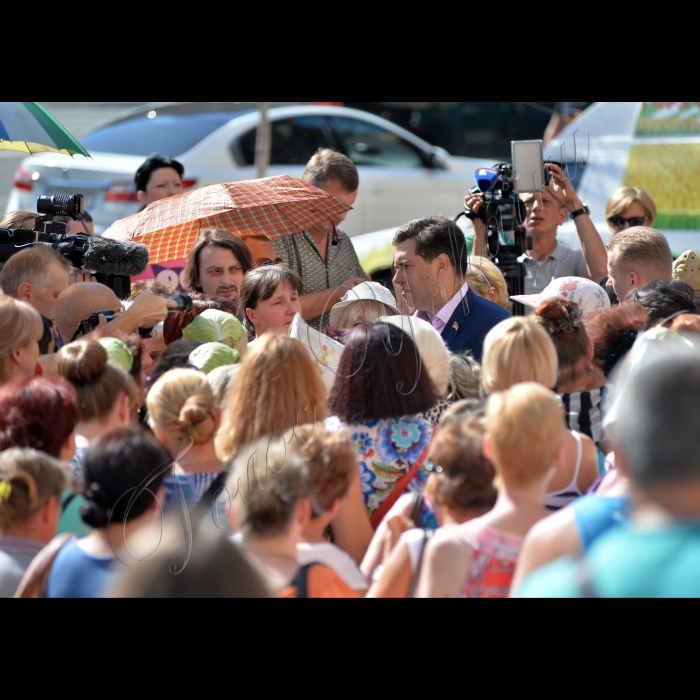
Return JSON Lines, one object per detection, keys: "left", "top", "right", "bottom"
{"left": 0, "top": 377, "right": 79, "bottom": 458}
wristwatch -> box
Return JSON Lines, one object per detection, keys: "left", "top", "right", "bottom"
{"left": 570, "top": 204, "right": 590, "bottom": 219}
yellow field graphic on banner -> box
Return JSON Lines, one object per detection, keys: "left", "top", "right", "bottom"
{"left": 623, "top": 142, "right": 700, "bottom": 230}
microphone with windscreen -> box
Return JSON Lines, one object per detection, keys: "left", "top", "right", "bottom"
{"left": 51, "top": 234, "right": 150, "bottom": 299}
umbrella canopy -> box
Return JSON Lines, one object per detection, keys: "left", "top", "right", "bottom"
{"left": 103, "top": 174, "right": 352, "bottom": 265}
{"left": 0, "top": 102, "right": 90, "bottom": 156}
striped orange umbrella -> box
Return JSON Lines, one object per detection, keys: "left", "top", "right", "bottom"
{"left": 103, "top": 174, "right": 352, "bottom": 266}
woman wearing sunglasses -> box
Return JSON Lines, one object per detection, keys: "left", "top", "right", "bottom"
{"left": 605, "top": 186, "right": 657, "bottom": 234}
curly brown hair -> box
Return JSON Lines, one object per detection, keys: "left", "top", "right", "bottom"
{"left": 288, "top": 423, "right": 358, "bottom": 517}
{"left": 429, "top": 416, "right": 496, "bottom": 515}
{"left": 583, "top": 302, "right": 648, "bottom": 377}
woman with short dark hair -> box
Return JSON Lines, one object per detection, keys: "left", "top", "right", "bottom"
{"left": 327, "top": 322, "right": 438, "bottom": 527}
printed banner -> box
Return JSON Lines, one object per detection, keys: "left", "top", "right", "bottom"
{"left": 635, "top": 102, "right": 700, "bottom": 136}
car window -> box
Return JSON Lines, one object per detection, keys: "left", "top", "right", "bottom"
{"left": 327, "top": 116, "right": 425, "bottom": 168}
{"left": 344, "top": 102, "right": 558, "bottom": 160}
{"left": 81, "top": 112, "right": 238, "bottom": 156}
{"left": 237, "top": 116, "right": 332, "bottom": 165}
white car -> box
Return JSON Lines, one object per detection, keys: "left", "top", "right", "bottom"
{"left": 7, "top": 103, "right": 485, "bottom": 237}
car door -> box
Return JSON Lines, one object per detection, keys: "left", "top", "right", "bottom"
{"left": 325, "top": 115, "right": 465, "bottom": 235}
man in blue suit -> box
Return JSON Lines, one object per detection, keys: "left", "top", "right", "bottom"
{"left": 392, "top": 216, "right": 510, "bottom": 362}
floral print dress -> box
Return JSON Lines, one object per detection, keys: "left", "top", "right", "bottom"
{"left": 326, "top": 415, "right": 436, "bottom": 526}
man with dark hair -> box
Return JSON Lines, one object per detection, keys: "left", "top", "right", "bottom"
{"left": 134, "top": 153, "right": 185, "bottom": 207}
{"left": 272, "top": 148, "right": 368, "bottom": 329}
{"left": 183, "top": 229, "right": 253, "bottom": 307}
{"left": 54, "top": 210, "right": 94, "bottom": 236}
{"left": 519, "top": 353, "right": 700, "bottom": 597}
{"left": 393, "top": 215, "right": 510, "bottom": 360}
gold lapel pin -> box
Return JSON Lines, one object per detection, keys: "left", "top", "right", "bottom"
{"left": 452, "top": 322, "right": 459, "bottom": 331}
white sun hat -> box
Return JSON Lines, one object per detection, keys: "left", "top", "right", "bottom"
{"left": 510, "top": 276, "right": 611, "bottom": 312}
{"left": 329, "top": 281, "right": 400, "bottom": 326}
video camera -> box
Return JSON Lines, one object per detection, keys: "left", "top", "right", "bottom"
{"left": 459, "top": 140, "right": 555, "bottom": 315}
{"left": 0, "top": 194, "right": 149, "bottom": 300}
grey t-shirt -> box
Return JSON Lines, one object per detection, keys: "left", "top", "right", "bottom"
{"left": 519, "top": 241, "right": 589, "bottom": 296}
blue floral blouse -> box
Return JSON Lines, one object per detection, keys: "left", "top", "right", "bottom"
{"left": 326, "top": 415, "right": 436, "bottom": 527}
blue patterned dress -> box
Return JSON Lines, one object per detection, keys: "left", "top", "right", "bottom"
{"left": 326, "top": 415, "right": 436, "bottom": 527}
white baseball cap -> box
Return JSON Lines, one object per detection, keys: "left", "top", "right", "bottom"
{"left": 329, "top": 281, "right": 400, "bottom": 326}
{"left": 510, "top": 276, "right": 611, "bottom": 312}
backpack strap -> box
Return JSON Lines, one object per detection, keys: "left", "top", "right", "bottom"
{"left": 291, "top": 563, "right": 314, "bottom": 599}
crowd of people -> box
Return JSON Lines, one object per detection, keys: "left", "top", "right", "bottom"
{"left": 2, "top": 140, "right": 700, "bottom": 599}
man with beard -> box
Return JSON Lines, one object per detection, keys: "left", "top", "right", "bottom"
{"left": 183, "top": 229, "right": 254, "bottom": 308}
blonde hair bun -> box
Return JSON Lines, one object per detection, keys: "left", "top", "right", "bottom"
{"left": 147, "top": 368, "right": 218, "bottom": 445}
{"left": 178, "top": 395, "right": 217, "bottom": 444}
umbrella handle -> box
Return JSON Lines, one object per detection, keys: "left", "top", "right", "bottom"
{"left": 332, "top": 222, "right": 338, "bottom": 246}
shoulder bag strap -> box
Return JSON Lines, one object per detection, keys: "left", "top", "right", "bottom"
{"left": 14, "top": 533, "right": 76, "bottom": 598}
{"left": 291, "top": 235, "right": 303, "bottom": 279}
{"left": 369, "top": 437, "right": 433, "bottom": 530}
{"left": 406, "top": 528, "right": 434, "bottom": 598}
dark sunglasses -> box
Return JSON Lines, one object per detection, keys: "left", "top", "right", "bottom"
{"left": 608, "top": 215, "right": 647, "bottom": 230}
{"left": 255, "top": 257, "right": 283, "bottom": 268}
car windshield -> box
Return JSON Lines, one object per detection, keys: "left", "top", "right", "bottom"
{"left": 81, "top": 111, "right": 247, "bottom": 156}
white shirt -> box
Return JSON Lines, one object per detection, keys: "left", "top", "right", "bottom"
{"left": 296, "top": 541, "right": 368, "bottom": 591}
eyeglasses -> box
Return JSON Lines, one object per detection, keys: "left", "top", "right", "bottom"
{"left": 608, "top": 215, "right": 647, "bottom": 230}
{"left": 255, "top": 257, "right": 283, "bottom": 268}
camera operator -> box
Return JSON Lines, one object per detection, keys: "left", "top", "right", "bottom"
{"left": 466, "top": 163, "right": 608, "bottom": 308}
{"left": 53, "top": 210, "right": 94, "bottom": 236}
{"left": 55, "top": 283, "right": 177, "bottom": 345}
{"left": 0, "top": 246, "right": 73, "bottom": 352}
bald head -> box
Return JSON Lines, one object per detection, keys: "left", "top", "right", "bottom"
{"left": 55, "top": 282, "right": 120, "bottom": 342}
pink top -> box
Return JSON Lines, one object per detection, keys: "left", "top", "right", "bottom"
{"left": 457, "top": 517, "right": 524, "bottom": 598}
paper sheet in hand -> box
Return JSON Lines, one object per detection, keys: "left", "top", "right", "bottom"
{"left": 289, "top": 313, "right": 344, "bottom": 394}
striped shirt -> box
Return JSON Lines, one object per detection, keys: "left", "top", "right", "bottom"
{"left": 560, "top": 385, "right": 609, "bottom": 446}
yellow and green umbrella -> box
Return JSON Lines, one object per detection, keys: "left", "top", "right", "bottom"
{"left": 0, "top": 102, "right": 90, "bottom": 156}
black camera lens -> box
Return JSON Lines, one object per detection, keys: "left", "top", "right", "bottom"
{"left": 36, "top": 194, "right": 84, "bottom": 219}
